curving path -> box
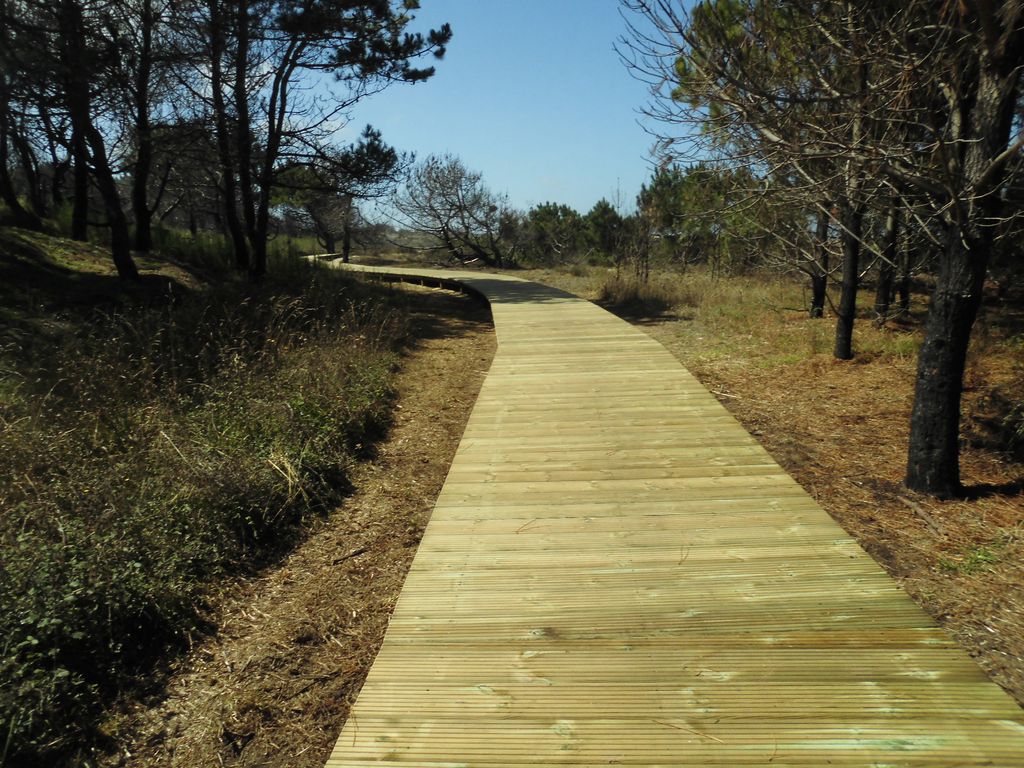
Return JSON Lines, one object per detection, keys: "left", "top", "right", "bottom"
{"left": 324, "top": 264, "right": 1024, "bottom": 767}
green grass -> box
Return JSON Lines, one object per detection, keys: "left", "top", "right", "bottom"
{"left": 938, "top": 545, "right": 1002, "bottom": 575}
{"left": 0, "top": 229, "right": 410, "bottom": 765}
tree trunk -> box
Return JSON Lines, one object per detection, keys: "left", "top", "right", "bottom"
{"left": 37, "top": 102, "right": 67, "bottom": 210}
{"left": 208, "top": 0, "right": 248, "bottom": 269}
{"left": 906, "top": 48, "right": 1020, "bottom": 496}
{"left": 0, "top": 130, "right": 42, "bottom": 230}
{"left": 874, "top": 200, "right": 899, "bottom": 324}
{"left": 83, "top": 121, "right": 137, "bottom": 279}
{"left": 906, "top": 240, "right": 985, "bottom": 497}
{"left": 809, "top": 206, "right": 829, "bottom": 318}
{"left": 51, "top": 158, "right": 70, "bottom": 210}
{"left": 70, "top": 127, "right": 89, "bottom": 240}
{"left": 833, "top": 200, "right": 863, "bottom": 360}
{"left": 896, "top": 239, "right": 911, "bottom": 314}
{"left": 0, "top": 58, "right": 42, "bottom": 229}
{"left": 131, "top": 0, "right": 155, "bottom": 252}
{"left": 233, "top": 0, "right": 259, "bottom": 270}
{"left": 342, "top": 219, "right": 351, "bottom": 263}
{"left": 60, "top": 0, "right": 137, "bottom": 279}
{"left": 8, "top": 118, "right": 46, "bottom": 217}
{"left": 834, "top": 59, "right": 867, "bottom": 359}
{"left": 250, "top": 234, "right": 267, "bottom": 280}
{"left": 249, "top": 37, "right": 303, "bottom": 281}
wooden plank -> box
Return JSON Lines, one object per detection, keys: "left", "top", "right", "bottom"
{"left": 322, "top": 264, "right": 1024, "bottom": 767}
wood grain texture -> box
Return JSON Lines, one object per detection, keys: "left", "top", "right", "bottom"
{"left": 323, "top": 265, "right": 1024, "bottom": 767}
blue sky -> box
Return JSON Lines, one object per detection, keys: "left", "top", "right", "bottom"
{"left": 348, "top": 0, "right": 657, "bottom": 214}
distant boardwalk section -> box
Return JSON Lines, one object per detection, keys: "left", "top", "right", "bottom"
{"left": 325, "top": 264, "right": 1024, "bottom": 767}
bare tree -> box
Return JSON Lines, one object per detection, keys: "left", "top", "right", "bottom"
{"left": 393, "top": 154, "right": 519, "bottom": 268}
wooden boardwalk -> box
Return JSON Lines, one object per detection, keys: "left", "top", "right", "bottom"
{"left": 325, "top": 265, "right": 1024, "bottom": 767}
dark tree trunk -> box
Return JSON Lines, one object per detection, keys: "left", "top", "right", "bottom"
{"left": 0, "top": 165, "right": 41, "bottom": 229}
{"left": 9, "top": 119, "right": 46, "bottom": 217}
{"left": 896, "top": 239, "right": 912, "bottom": 314}
{"left": 249, "top": 34, "right": 302, "bottom": 281}
{"left": 809, "top": 206, "right": 829, "bottom": 318}
{"left": 233, "top": 0, "right": 260, "bottom": 273}
{"left": 131, "top": 0, "right": 155, "bottom": 252}
{"left": 250, "top": 235, "right": 267, "bottom": 280}
{"left": 874, "top": 266, "right": 894, "bottom": 323}
{"left": 810, "top": 273, "right": 827, "bottom": 318}
{"left": 81, "top": 120, "right": 137, "bottom": 279}
{"left": 70, "top": 126, "right": 89, "bottom": 241}
{"left": 0, "top": 134, "right": 42, "bottom": 230}
{"left": 51, "top": 158, "right": 70, "bottom": 209}
{"left": 323, "top": 232, "right": 336, "bottom": 254}
{"left": 906, "top": 240, "right": 986, "bottom": 496}
{"left": 874, "top": 200, "right": 899, "bottom": 324}
{"left": 906, "top": 46, "right": 1021, "bottom": 496}
{"left": 342, "top": 218, "right": 351, "bottom": 263}
{"left": 208, "top": 0, "right": 248, "bottom": 269}
{"left": 833, "top": 199, "right": 863, "bottom": 360}
{"left": 0, "top": 70, "right": 42, "bottom": 229}
{"left": 835, "top": 63, "right": 867, "bottom": 359}
{"left": 37, "top": 102, "right": 67, "bottom": 209}
{"left": 60, "top": 0, "right": 137, "bottom": 279}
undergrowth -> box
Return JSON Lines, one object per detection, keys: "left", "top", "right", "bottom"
{"left": 596, "top": 272, "right": 683, "bottom": 317}
{"left": 0, "top": 256, "right": 406, "bottom": 766}
{"left": 593, "top": 266, "right": 926, "bottom": 363}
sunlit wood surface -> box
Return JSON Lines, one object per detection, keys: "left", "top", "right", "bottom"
{"left": 324, "top": 265, "right": 1024, "bottom": 767}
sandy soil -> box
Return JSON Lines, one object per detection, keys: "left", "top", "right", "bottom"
{"left": 101, "top": 284, "right": 495, "bottom": 768}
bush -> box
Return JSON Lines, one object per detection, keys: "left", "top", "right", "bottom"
{"left": 597, "top": 272, "right": 688, "bottom": 317}
{"left": 0, "top": 260, "right": 406, "bottom": 764}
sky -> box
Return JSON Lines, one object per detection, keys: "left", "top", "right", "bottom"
{"left": 347, "top": 0, "right": 659, "bottom": 214}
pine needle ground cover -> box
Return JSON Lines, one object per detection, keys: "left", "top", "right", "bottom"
{"left": 0, "top": 231, "right": 409, "bottom": 765}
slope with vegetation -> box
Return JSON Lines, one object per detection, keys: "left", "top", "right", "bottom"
{"left": 0, "top": 227, "right": 421, "bottom": 765}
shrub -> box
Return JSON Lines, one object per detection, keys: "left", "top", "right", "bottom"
{"left": 597, "top": 272, "right": 687, "bottom": 317}
{"left": 0, "top": 260, "right": 406, "bottom": 764}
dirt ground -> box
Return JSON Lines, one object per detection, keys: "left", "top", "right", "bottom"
{"left": 100, "top": 283, "right": 495, "bottom": 768}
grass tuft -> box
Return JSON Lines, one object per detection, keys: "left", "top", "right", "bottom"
{"left": 597, "top": 272, "right": 687, "bottom": 317}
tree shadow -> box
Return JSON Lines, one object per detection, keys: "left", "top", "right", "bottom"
{"left": 959, "top": 477, "right": 1024, "bottom": 500}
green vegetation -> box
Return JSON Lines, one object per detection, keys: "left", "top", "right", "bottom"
{"left": 939, "top": 546, "right": 1001, "bottom": 576}
{"left": 0, "top": 229, "right": 409, "bottom": 765}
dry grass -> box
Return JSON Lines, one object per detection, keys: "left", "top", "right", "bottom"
{"left": 530, "top": 263, "right": 1024, "bottom": 706}
{"left": 0, "top": 235, "right": 417, "bottom": 765}
{"left": 98, "top": 284, "right": 495, "bottom": 767}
